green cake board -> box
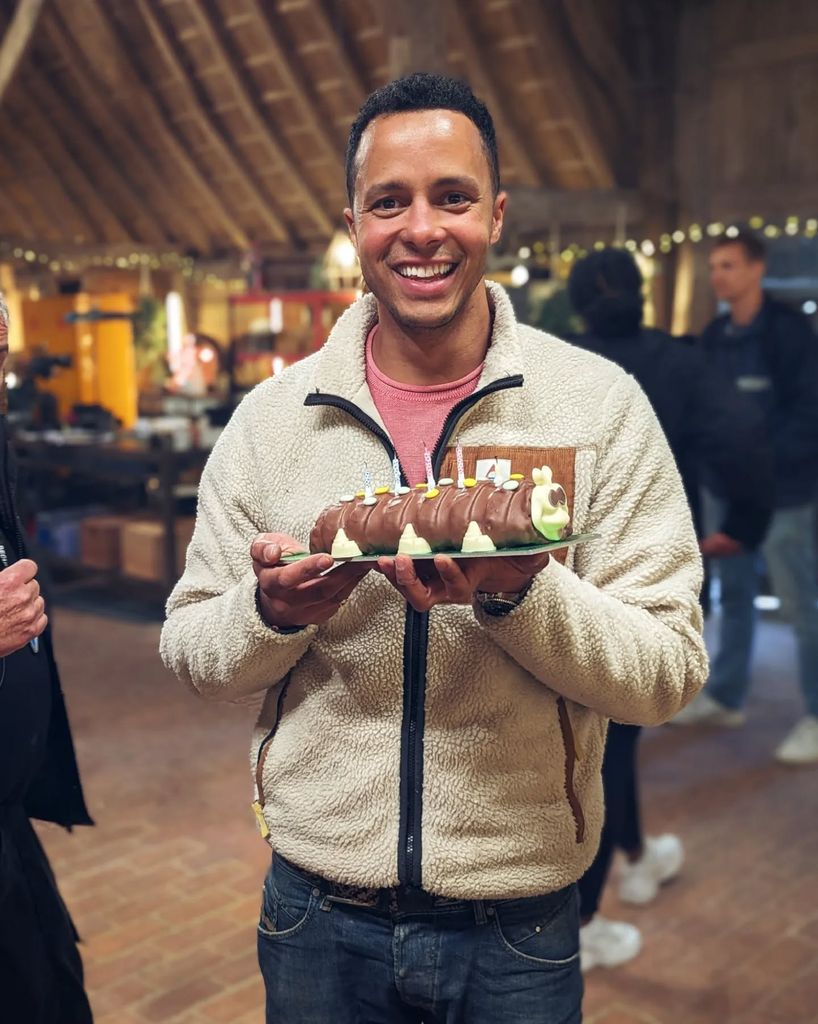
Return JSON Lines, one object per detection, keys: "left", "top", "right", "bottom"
{"left": 279, "top": 532, "right": 597, "bottom": 565}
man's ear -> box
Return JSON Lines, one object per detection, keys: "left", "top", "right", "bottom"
{"left": 490, "top": 191, "right": 507, "bottom": 245}
{"left": 344, "top": 208, "right": 357, "bottom": 252}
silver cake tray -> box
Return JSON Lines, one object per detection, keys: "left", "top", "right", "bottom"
{"left": 279, "top": 532, "right": 597, "bottom": 565}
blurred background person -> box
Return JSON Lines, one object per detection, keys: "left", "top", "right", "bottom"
{"left": 674, "top": 231, "right": 818, "bottom": 765}
{"left": 567, "top": 248, "right": 773, "bottom": 969}
{"left": 0, "top": 293, "right": 95, "bottom": 1024}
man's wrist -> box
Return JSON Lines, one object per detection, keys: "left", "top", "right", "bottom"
{"left": 255, "top": 585, "right": 306, "bottom": 635}
{"left": 474, "top": 580, "right": 533, "bottom": 617}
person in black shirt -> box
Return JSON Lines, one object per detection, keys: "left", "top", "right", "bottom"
{"left": 673, "top": 230, "right": 818, "bottom": 765}
{"left": 0, "top": 293, "right": 94, "bottom": 1023}
{"left": 566, "top": 248, "right": 773, "bottom": 971}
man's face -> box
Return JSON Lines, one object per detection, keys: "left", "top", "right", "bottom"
{"left": 344, "top": 110, "right": 505, "bottom": 334}
{"left": 709, "top": 243, "right": 764, "bottom": 304}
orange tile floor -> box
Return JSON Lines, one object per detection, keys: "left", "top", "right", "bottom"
{"left": 36, "top": 607, "right": 818, "bottom": 1024}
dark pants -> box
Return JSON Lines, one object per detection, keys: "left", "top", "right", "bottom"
{"left": 577, "top": 723, "right": 643, "bottom": 919}
{"left": 0, "top": 804, "right": 93, "bottom": 1024}
{"left": 258, "top": 854, "right": 583, "bottom": 1023}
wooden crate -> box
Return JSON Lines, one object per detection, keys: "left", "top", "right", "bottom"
{"left": 121, "top": 517, "right": 195, "bottom": 582}
{"left": 80, "top": 514, "right": 129, "bottom": 570}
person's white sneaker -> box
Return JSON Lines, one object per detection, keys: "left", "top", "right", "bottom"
{"left": 579, "top": 916, "right": 642, "bottom": 970}
{"left": 618, "top": 834, "right": 684, "bottom": 905}
{"left": 671, "top": 691, "right": 746, "bottom": 727}
{"left": 775, "top": 716, "right": 818, "bottom": 764}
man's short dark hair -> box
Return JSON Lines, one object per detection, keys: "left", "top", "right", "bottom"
{"left": 345, "top": 73, "right": 500, "bottom": 204}
{"left": 712, "top": 228, "right": 767, "bottom": 263}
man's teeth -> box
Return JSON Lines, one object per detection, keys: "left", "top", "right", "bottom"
{"left": 397, "top": 264, "right": 454, "bottom": 279}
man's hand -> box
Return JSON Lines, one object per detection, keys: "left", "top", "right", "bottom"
{"left": 0, "top": 559, "right": 47, "bottom": 657}
{"left": 699, "top": 532, "right": 744, "bottom": 559}
{"left": 376, "top": 552, "right": 550, "bottom": 613}
{"left": 251, "top": 533, "right": 371, "bottom": 629}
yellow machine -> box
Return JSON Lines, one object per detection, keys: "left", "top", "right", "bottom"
{"left": 20, "top": 293, "right": 138, "bottom": 429}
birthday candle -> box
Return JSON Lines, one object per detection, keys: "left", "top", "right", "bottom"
{"left": 423, "top": 444, "right": 436, "bottom": 490}
{"left": 362, "top": 462, "right": 374, "bottom": 500}
{"left": 392, "top": 456, "right": 402, "bottom": 494}
{"left": 455, "top": 438, "right": 465, "bottom": 488}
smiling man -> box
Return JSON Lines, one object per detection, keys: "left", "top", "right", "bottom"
{"left": 162, "top": 74, "right": 707, "bottom": 1022}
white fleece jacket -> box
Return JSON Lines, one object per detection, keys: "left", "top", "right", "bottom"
{"left": 160, "top": 283, "right": 707, "bottom": 900}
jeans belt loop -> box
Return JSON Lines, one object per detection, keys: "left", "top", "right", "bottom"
{"left": 472, "top": 899, "right": 488, "bottom": 925}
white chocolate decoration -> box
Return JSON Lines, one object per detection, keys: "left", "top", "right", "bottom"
{"left": 530, "top": 465, "right": 571, "bottom": 541}
{"left": 363, "top": 496, "right": 377, "bottom": 506}
{"left": 395, "top": 486, "right": 411, "bottom": 495}
{"left": 502, "top": 479, "right": 519, "bottom": 491}
{"left": 438, "top": 477, "right": 454, "bottom": 486}
{"left": 460, "top": 521, "right": 496, "bottom": 553}
{"left": 339, "top": 494, "right": 355, "bottom": 503}
{"left": 397, "top": 523, "right": 433, "bottom": 555}
{"left": 331, "top": 528, "right": 362, "bottom": 559}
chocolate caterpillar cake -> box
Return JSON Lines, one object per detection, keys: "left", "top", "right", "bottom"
{"left": 309, "top": 466, "right": 571, "bottom": 559}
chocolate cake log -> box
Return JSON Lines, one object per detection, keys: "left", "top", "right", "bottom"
{"left": 309, "top": 473, "right": 571, "bottom": 556}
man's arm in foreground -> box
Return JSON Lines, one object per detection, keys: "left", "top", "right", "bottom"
{"left": 160, "top": 386, "right": 367, "bottom": 702}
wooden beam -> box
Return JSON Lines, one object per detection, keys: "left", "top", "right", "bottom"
{"left": 0, "top": 108, "right": 99, "bottom": 241}
{"left": 304, "top": 0, "right": 367, "bottom": 104}
{"left": 182, "top": 0, "right": 336, "bottom": 237}
{"left": 42, "top": 6, "right": 213, "bottom": 253}
{"left": 450, "top": 0, "right": 541, "bottom": 187}
{"left": 14, "top": 82, "right": 137, "bottom": 244}
{"left": 0, "top": 148, "right": 54, "bottom": 239}
{"left": 23, "top": 69, "right": 171, "bottom": 245}
{"left": 558, "top": 0, "right": 634, "bottom": 136}
{"left": 504, "top": 186, "right": 645, "bottom": 232}
{"left": 136, "top": 0, "right": 289, "bottom": 244}
{"left": 518, "top": 1, "right": 617, "bottom": 189}
{"left": 245, "top": 0, "right": 349, "bottom": 157}
{"left": 0, "top": 0, "right": 47, "bottom": 108}
{"left": 80, "top": 0, "right": 251, "bottom": 250}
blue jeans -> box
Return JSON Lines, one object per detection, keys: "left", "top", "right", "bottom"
{"left": 257, "top": 855, "right": 583, "bottom": 1023}
{"left": 705, "top": 493, "right": 818, "bottom": 716}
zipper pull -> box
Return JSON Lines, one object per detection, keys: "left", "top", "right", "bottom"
{"left": 251, "top": 800, "right": 270, "bottom": 839}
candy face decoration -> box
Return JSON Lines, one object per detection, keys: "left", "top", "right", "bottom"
{"left": 530, "top": 466, "right": 571, "bottom": 541}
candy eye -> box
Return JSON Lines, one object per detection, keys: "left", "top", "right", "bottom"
{"left": 549, "top": 486, "right": 566, "bottom": 507}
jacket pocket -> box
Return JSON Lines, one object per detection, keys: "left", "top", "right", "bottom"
{"left": 556, "top": 697, "right": 585, "bottom": 844}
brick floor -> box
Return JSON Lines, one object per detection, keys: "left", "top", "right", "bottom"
{"left": 35, "top": 607, "right": 817, "bottom": 1024}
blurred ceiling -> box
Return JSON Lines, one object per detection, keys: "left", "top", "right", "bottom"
{"left": 0, "top": 0, "right": 674, "bottom": 258}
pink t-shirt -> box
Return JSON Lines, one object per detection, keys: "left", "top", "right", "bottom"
{"left": 365, "top": 327, "right": 483, "bottom": 486}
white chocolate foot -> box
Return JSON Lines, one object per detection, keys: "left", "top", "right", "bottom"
{"left": 461, "top": 521, "right": 496, "bottom": 553}
{"left": 397, "top": 524, "right": 432, "bottom": 556}
{"left": 331, "top": 528, "right": 362, "bottom": 559}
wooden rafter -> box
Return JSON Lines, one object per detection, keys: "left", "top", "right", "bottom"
{"left": 0, "top": 0, "right": 47, "bottom": 108}
{"left": 303, "top": 0, "right": 368, "bottom": 105}
{"left": 558, "top": 0, "right": 634, "bottom": 135}
{"left": 517, "top": 1, "right": 617, "bottom": 189}
{"left": 181, "top": 0, "right": 336, "bottom": 237}
{"left": 136, "top": 0, "right": 289, "bottom": 244}
{"left": 245, "top": 0, "right": 349, "bottom": 157}
{"left": 79, "top": 0, "right": 251, "bottom": 250}
{"left": 43, "top": 7, "right": 213, "bottom": 252}
{"left": 24, "top": 70, "right": 172, "bottom": 245}
{"left": 450, "top": 0, "right": 542, "bottom": 187}
{"left": 15, "top": 82, "right": 138, "bottom": 244}
{"left": 0, "top": 109, "right": 98, "bottom": 241}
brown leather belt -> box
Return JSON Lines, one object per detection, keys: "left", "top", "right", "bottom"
{"left": 276, "top": 854, "right": 480, "bottom": 914}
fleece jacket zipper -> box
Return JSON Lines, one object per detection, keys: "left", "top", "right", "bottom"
{"left": 305, "top": 374, "right": 524, "bottom": 887}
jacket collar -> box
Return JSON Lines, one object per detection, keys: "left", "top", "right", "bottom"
{"left": 308, "top": 280, "right": 524, "bottom": 405}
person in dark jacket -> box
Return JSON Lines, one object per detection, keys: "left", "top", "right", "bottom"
{"left": 0, "top": 293, "right": 94, "bottom": 1024}
{"left": 674, "top": 230, "right": 818, "bottom": 766}
{"left": 566, "top": 248, "right": 774, "bottom": 971}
